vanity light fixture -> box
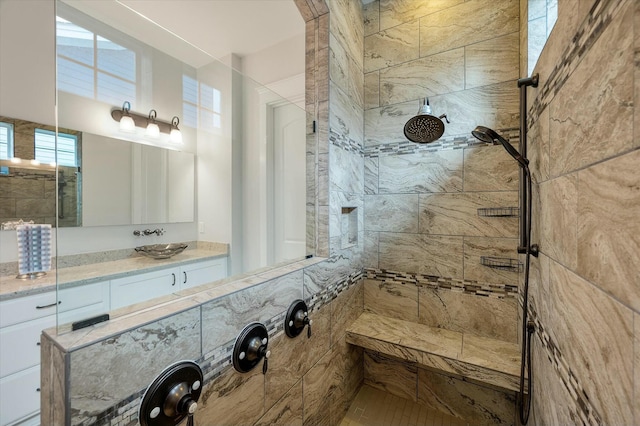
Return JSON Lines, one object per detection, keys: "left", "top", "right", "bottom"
{"left": 169, "top": 116, "right": 182, "bottom": 144}
{"left": 110, "top": 101, "right": 182, "bottom": 141}
{"left": 145, "top": 109, "right": 160, "bottom": 138}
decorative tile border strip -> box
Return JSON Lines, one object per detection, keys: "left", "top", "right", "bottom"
{"left": 527, "top": 304, "right": 604, "bottom": 426}
{"left": 363, "top": 128, "right": 520, "bottom": 158}
{"left": 365, "top": 268, "right": 519, "bottom": 299}
{"left": 527, "top": 0, "right": 627, "bottom": 127}
{"left": 329, "top": 129, "right": 364, "bottom": 155}
{"left": 81, "top": 267, "right": 364, "bottom": 426}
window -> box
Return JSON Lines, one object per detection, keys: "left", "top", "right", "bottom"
{"left": 183, "top": 75, "right": 221, "bottom": 130}
{"left": 35, "top": 129, "right": 78, "bottom": 167}
{"left": 56, "top": 15, "right": 137, "bottom": 105}
{"left": 0, "top": 122, "right": 13, "bottom": 160}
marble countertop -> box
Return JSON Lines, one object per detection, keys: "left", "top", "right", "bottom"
{"left": 0, "top": 248, "right": 228, "bottom": 301}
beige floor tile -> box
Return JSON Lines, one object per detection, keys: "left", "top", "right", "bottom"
{"left": 340, "top": 385, "right": 467, "bottom": 426}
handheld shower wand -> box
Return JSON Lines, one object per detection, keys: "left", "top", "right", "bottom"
{"left": 471, "top": 126, "right": 537, "bottom": 425}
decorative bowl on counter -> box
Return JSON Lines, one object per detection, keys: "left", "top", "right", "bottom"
{"left": 135, "top": 243, "right": 188, "bottom": 259}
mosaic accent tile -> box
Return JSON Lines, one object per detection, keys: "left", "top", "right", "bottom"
{"left": 364, "top": 268, "right": 518, "bottom": 299}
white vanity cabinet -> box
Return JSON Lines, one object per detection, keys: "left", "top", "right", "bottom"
{"left": 0, "top": 280, "right": 110, "bottom": 426}
{"left": 110, "top": 267, "right": 180, "bottom": 310}
{"left": 110, "top": 257, "right": 228, "bottom": 309}
{"left": 179, "top": 258, "right": 227, "bottom": 290}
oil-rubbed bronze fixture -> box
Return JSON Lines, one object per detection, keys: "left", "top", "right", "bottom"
{"left": 285, "top": 299, "right": 312, "bottom": 339}
{"left": 138, "top": 360, "right": 203, "bottom": 426}
{"left": 232, "top": 322, "right": 270, "bottom": 374}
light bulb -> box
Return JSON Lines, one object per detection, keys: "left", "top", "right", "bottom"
{"left": 170, "top": 116, "right": 182, "bottom": 143}
{"left": 146, "top": 122, "right": 160, "bottom": 138}
{"left": 119, "top": 115, "right": 135, "bottom": 132}
{"left": 170, "top": 127, "right": 182, "bottom": 144}
{"left": 30, "top": 159, "right": 40, "bottom": 166}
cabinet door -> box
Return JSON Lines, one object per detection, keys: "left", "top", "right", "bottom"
{"left": 58, "top": 281, "right": 110, "bottom": 326}
{"left": 180, "top": 258, "right": 227, "bottom": 290}
{"left": 110, "top": 268, "right": 179, "bottom": 310}
{"left": 0, "top": 365, "right": 41, "bottom": 426}
{"left": 0, "top": 315, "right": 55, "bottom": 378}
{"left": 0, "top": 292, "right": 57, "bottom": 328}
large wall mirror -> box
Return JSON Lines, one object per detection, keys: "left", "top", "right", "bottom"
{"left": 0, "top": 0, "right": 309, "bottom": 333}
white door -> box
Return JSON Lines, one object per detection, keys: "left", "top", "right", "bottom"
{"left": 271, "top": 103, "right": 306, "bottom": 263}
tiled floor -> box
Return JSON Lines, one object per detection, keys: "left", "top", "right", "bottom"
{"left": 340, "top": 385, "right": 468, "bottom": 426}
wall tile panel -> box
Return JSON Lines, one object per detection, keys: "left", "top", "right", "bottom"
{"left": 549, "top": 262, "right": 634, "bottom": 426}
{"left": 379, "top": 48, "right": 465, "bottom": 105}
{"left": 364, "top": 20, "right": 419, "bottom": 73}
{"left": 364, "top": 278, "right": 418, "bottom": 322}
{"left": 378, "top": 150, "right": 463, "bottom": 194}
{"left": 419, "top": 0, "right": 519, "bottom": 58}
{"left": 418, "top": 287, "right": 517, "bottom": 342}
{"left": 465, "top": 32, "right": 520, "bottom": 89}
{"left": 548, "top": 4, "right": 634, "bottom": 177}
{"left": 364, "top": 194, "right": 419, "bottom": 233}
{"left": 378, "top": 233, "right": 463, "bottom": 279}
{"left": 419, "top": 192, "right": 519, "bottom": 237}
{"left": 577, "top": 149, "right": 640, "bottom": 312}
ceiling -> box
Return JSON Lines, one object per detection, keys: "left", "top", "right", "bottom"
{"left": 118, "top": 0, "right": 305, "bottom": 60}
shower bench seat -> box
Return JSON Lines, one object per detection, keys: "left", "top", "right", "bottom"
{"left": 345, "top": 312, "right": 524, "bottom": 392}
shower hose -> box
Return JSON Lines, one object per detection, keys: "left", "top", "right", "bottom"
{"left": 519, "top": 164, "right": 535, "bottom": 425}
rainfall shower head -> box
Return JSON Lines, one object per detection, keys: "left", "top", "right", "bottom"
{"left": 404, "top": 98, "right": 449, "bottom": 144}
{"left": 471, "top": 126, "right": 528, "bottom": 168}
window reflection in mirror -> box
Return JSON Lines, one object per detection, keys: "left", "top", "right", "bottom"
{"left": 527, "top": 0, "right": 558, "bottom": 75}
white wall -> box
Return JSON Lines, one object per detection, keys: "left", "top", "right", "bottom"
{"left": 0, "top": 0, "right": 56, "bottom": 126}
{"left": 241, "top": 34, "right": 305, "bottom": 89}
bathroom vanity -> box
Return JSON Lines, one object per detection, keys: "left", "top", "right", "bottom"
{"left": 0, "top": 248, "right": 227, "bottom": 426}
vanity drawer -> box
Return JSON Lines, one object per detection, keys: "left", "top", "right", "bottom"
{"left": 58, "top": 281, "right": 110, "bottom": 325}
{"left": 0, "top": 365, "right": 41, "bottom": 426}
{"left": 0, "top": 292, "right": 57, "bottom": 328}
{"left": 0, "top": 315, "right": 55, "bottom": 378}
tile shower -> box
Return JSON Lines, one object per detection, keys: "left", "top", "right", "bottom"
{"left": 39, "top": 0, "right": 639, "bottom": 426}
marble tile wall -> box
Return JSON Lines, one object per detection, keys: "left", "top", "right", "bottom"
{"left": 42, "top": 262, "right": 364, "bottom": 426}
{"left": 363, "top": 350, "right": 516, "bottom": 425}
{"left": 362, "top": 0, "right": 523, "bottom": 371}
{"left": 524, "top": 0, "right": 640, "bottom": 425}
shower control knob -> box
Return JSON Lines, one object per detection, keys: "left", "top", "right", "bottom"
{"left": 186, "top": 400, "right": 197, "bottom": 415}
{"left": 233, "top": 322, "right": 270, "bottom": 374}
{"left": 285, "top": 300, "right": 312, "bottom": 339}
{"left": 192, "top": 380, "right": 200, "bottom": 391}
